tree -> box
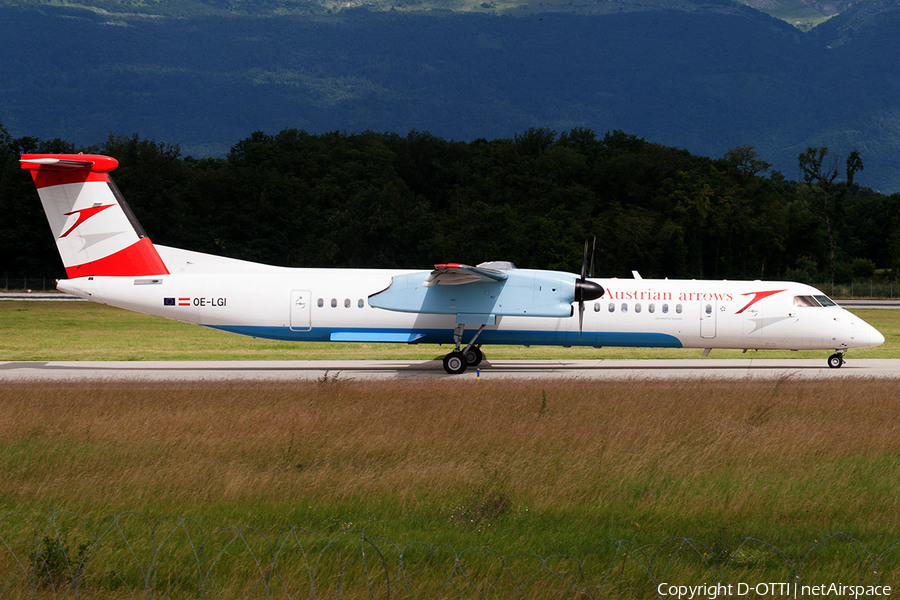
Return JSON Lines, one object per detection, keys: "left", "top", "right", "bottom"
{"left": 724, "top": 144, "right": 771, "bottom": 180}
{"left": 0, "top": 119, "right": 11, "bottom": 154}
{"left": 797, "top": 146, "right": 864, "bottom": 283}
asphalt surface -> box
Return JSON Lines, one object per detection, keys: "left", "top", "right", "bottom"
{"left": 3, "top": 294, "right": 897, "bottom": 381}
{"left": 1, "top": 359, "right": 898, "bottom": 382}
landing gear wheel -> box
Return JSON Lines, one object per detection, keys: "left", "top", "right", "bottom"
{"left": 464, "top": 346, "right": 483, "bottom": 367}
{"left": 443, "top": 351, "right": 468, "bottom": 375}
{"left": 827, "top": 353, "right": 844, "bottom": 369}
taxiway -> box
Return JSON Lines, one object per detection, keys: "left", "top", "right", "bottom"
{"left": 1, "top": 359, "right": 898, "bottom": 382}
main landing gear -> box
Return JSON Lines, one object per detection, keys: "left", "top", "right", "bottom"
{"left": 827, "top": 351, "right": 846, "bottom": 369}
{"left": 442, "top": 324, "right": 486, "bottom": 374}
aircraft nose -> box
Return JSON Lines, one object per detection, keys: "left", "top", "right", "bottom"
{"left": 856, "top": 319, "right": 885, "bottom": 348}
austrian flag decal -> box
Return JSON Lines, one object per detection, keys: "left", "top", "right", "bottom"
{"left": 163, "top": 297, "right": 192, "bottom": 306}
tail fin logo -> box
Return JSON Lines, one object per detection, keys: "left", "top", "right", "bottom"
{"left": 60, "top": 204, "right": 115, "bottom": 238}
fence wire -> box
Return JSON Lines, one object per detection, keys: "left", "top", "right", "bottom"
{"left": 2, "top": 510, "right": 900, "bottom": 598}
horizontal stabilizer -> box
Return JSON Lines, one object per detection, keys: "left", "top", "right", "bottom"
{"left": 20, "top": 154, "right": 120, "bottom": 175}
{"left": 21, "top": 158, "right": 95, "bottom": 169}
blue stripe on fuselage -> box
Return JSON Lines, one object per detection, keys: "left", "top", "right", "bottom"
{"left": 204, "top": 325, "right": 684, "bottom": 348}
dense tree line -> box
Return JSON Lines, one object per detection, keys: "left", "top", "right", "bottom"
{"left": 2, "top": 120, "right": 899, "bottom": 283}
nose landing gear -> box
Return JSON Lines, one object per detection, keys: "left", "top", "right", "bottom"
{"left": 827, "top": 352, "right": 846, "bottom": 369}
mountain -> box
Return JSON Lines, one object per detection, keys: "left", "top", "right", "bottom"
{"left": 810, "top": 0, "right": 900, "bottom": 44}
{"left": 1, "top": 0, "right": 899, "bottom": 190}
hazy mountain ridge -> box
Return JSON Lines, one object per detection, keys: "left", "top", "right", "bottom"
{"left": 2, "top": 0, "right": 899, "bottom": 190}
{"left": 811, "top": 0, "right": 900, "bottom": 44}
{"left": 0, "top": 0, "right": 849, "bottom": 21}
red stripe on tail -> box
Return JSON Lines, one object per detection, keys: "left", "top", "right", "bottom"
{"left": 64, "top": 238, "right": 170, "bottom": 278}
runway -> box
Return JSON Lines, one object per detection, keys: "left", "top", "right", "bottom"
{"left": 1, "top": 358, "right": 899, "bottom": 382}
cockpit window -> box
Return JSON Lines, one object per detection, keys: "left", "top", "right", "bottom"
{"left": 793, "top": 294, "right": 838, "bottom": 307}
{"left": 813, "top": 295, "right": 837, "bottom": 307}
{"left": 793, "top": 295, "right": 820, "bottom": 307}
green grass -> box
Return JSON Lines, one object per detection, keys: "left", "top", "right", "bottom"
{"left": 3, "top": 301, "right": 900, "bottom": 593}
{"left": 1, "top": 300, "right": 898, "bottom": 361}
{"left": 3, "top": 379, "right": 900, "bottom": 593}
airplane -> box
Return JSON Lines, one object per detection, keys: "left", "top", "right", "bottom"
{"left": 21, "top": 153, "right": 885, "bottom": 373}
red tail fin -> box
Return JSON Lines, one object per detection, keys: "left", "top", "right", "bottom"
{"left": 21, "top": 154, "right": 169, "bottom": 278}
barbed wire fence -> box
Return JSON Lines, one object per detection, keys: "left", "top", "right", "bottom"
{"left": 3, "top": 510, "right": 900, "bottom": 598}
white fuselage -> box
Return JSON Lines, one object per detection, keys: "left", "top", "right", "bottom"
{"left": 56, "top": 246, "right": 883, "bottom": 352}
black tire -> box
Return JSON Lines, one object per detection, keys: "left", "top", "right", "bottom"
{"left": 443, "top": 351, "right": 468, "bottom": 374}
{"left": 464, "top": 346, "right": 484, "bottom": 366}
{"left": 828, "top": 354, "right": 844, "bottom": 369}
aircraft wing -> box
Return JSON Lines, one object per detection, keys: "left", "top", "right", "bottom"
{"left": 423, "top": 263, "right": 508, "bottom": 287}
{"left": 369, "top": 265, "right": 575, "bottom": 320}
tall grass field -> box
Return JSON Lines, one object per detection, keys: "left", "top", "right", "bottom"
{"left": 3, "top": 379, "right": 900, "bottom": 594}
{"left": 2, "top": 301, "right": 900, "bottom": 594}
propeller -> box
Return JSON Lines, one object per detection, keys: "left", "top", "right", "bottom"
{"left": 575, "top": 237, "right": 604, "bottom": 334}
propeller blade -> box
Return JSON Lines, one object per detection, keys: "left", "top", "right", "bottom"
{"left": 575, "top": 238, "right": 603, "bottom": 336}
{"left": 589, "top": 236, "right": 596, "bottom": 279}
{"left": 579, "top": 297, "right": 585, "bottom": 335}
{"left": 581, "top": 240, "right": 588, "bottom": 281}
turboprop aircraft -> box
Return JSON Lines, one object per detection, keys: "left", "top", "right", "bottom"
{"left": 21, "top": 153, "right": 884, "bottom": 373}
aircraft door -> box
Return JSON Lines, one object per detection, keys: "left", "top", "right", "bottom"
{"left": 290, "top": 290, "right": 311, "bottom": 331}
{"left": 700, "top": 301, "right": 717, "bottom": 339}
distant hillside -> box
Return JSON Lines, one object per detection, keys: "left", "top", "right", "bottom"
{"left": 0, "top": 0, "right": 852, "bottom": 24}
{"left": 2, "top": 1, "right": 899, "bottom": 190}
{"left": 810, "top": 0, "right": 900, "bottom": 44}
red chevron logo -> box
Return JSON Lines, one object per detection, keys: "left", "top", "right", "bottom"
{"left": 735, "top": 289, "right": 787, "bottom": 314}
{"left": 60, "top": 204, "right": 114, "bottom": 238}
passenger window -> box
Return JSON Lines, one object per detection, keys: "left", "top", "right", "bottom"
{"left": 608, "top": 303, "right": 615, "bottom": 313}
{"left": 662, "top": 304, "right": 669, "bottom": 314}
{"left": 649, "top": 303, "right": 655, "bottom": 313}
{"left": 705, "top": 304, "right": 712, "bottom": 314}
{"left": 317, "top": 298, "right": 324, "bottom": 308}
{"left": 358, "top": 299, "right": 364, "bottom": 308}
{"left": 594, "top": 302, "right": 601, "bottom": 312}
{"left": 621, "top": 303, "right": 628, "bottom": 313}
{"left": 676, "top": 304, "right": 683, "bottom": 314}
{"left": 635, "top": 303, "right": 642, "bottom": 313}
{"left": 331, "top": 298, "right": 337, "bottom": 308}
{"left": 344, "top": 298, "right": 351, "bottom": 308}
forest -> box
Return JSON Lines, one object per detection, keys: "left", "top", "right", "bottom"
{"left": 2, "top": 121, "right": 899, "bottom": 285}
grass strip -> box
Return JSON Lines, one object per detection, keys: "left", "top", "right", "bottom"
{"left": 1, "top": 301, "right": 898, "bottom": 360}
